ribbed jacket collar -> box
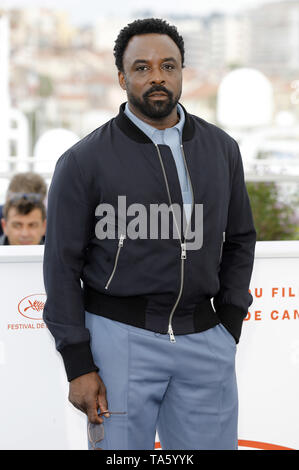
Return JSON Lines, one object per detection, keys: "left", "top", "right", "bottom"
{"left": 115, "top": 102, "right": 195, "bottom": 143}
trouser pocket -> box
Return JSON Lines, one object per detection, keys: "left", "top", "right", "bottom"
{"left": 87, "top": 412, "right": 128, "bottom": 450}
{"left": 218, "top": 323, "right": 237, "bottom": 348}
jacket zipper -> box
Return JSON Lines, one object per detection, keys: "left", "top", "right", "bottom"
{"left": 104, "top": 234, "right": 125, "bottom": 290}
{"left": 155, "top": 143, "right": 195, "bottom": 343}
{"left": 219, "top": 231, "right": 225, "bottom": 264}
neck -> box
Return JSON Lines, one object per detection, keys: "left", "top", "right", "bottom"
{"left": 127, "top": 103, "right": 179, "bottom": 130}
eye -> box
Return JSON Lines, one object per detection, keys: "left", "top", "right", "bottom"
{"left": 162, "top": 63, "right": 175, "bottom": 71}
{"left": 136, "top": 65, "right": 150, "bottom": 71}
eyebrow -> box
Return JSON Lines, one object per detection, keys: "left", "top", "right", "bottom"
{"left": 132, "top": 57, "right": 178, "bottom": 66}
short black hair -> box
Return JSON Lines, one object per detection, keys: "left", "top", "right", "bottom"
{"left": 114, "top": 18, "right": 185, "bottom": 72}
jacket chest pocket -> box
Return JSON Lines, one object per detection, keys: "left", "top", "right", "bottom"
{"left": 104, "top": 234, "right": 125, "bottom": 290}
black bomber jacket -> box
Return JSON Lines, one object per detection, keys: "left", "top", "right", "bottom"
{"left": 43, "top": 102, "right": 257, "bottom": 381}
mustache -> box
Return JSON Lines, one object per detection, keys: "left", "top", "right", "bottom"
{"left": 143, "top": 85, "right": 173, "bottom": 99}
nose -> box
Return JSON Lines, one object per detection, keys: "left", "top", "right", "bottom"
{"left": 20, "top": 226, "right": 31, "bottom": 239}
{"left": 149, "top": 66, "right": 166, "bottom": 86}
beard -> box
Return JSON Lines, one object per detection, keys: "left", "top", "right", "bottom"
{"left": 126, "top": 84, "right": 181, "bottom": 119}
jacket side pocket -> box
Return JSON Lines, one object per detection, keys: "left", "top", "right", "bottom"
{"left": 104, "top": 234, "right": 125, "bottom": 290}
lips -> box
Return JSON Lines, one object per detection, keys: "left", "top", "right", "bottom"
{"left": 148, "top": 92, "right": 168, "bottom": 98}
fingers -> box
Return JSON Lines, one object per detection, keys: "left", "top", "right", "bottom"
{"left": 71, "top": 397, "right": 103, "bottom": 424}
{"left": 97, "top": 395, "right": 110, "bottom": 418}
{"left": 68, "top": 372, "right": 110, "bottom": 424}
{"left": 86, "top": 398, "right": 103, "bottom": 425}
{"left": 85, "top": 394, "right": 111, "bottom": 424}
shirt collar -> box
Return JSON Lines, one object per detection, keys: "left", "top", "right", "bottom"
{"left": 124, "top": 102, "right": 185, "bottom": 142}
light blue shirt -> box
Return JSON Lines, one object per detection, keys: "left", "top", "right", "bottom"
{"left": 124, "top": 102, "right": 192, "bottom": 223}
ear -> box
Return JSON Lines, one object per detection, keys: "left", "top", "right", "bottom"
{"left": 118, "top": 70, "right": 127, "bottom": 91}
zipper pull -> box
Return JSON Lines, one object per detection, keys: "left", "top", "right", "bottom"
{"left": 168, "top": 324, "right": 176, "bottom": 343}
{"left": 181, "top": 242, "right": 187, "bottom": 260}
{"left": 119, "top": 234, "right": 125, "bottom": 246}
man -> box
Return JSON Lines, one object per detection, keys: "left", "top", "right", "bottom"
{"left": 0, "top": 172, "right": 48, "bottom": 237}
{"left": 0, "top": 194, "right": 46, "bottom": 245}
{"left": 43, "top": 18, "right": 256, "bottom": 450}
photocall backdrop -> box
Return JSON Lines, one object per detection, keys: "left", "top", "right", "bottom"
{"left": 0, "top": 241, "right": 298, "bottom": 450}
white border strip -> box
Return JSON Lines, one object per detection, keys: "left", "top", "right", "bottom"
{"left": 0, "top": 244, "right": 44, "bottom": 262}
{"left": 254, "top": 240, "right": 299, "bottom": 258}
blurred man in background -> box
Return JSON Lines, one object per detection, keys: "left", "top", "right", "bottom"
{"left": 0, "top": 193, "right": 46, "bottom": 245}
{"left": 0, "top": 172, "right": 47, "bottom": 237}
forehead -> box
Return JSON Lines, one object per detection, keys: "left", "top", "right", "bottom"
{"left": 7, "top": 207, "right": 43, "bottom": 222}
{"left": 123, "top": 33, "right": 181, "bottom": 66}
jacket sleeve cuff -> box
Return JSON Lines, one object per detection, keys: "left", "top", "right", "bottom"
{"left": 215, "top": 304, "right": 247, "bottom": 344}
{"left": 59, "top": 341, "right": 99, "bottom": 382}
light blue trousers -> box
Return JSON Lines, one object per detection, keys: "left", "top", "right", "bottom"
{"left": 85, "top": 311, "right": 238, "bottom": 450}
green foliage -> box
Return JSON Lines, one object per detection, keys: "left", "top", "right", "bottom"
{"left": 246, "top": 182, "right": 299, "bottom": 241}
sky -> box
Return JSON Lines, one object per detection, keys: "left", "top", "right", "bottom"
{"left": 0, "top": 0, "right": 285, "bottom": 25}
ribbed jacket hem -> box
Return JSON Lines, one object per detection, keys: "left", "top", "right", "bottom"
{"left": 60, "top": 341, "right": 99, "bottom": 382}
{"left": 215, "top": 304, "right": 247, "bottom": 343}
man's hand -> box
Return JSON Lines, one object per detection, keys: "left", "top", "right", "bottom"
{"left": 68, "top": 371, "right": 110, "bottom": 424}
